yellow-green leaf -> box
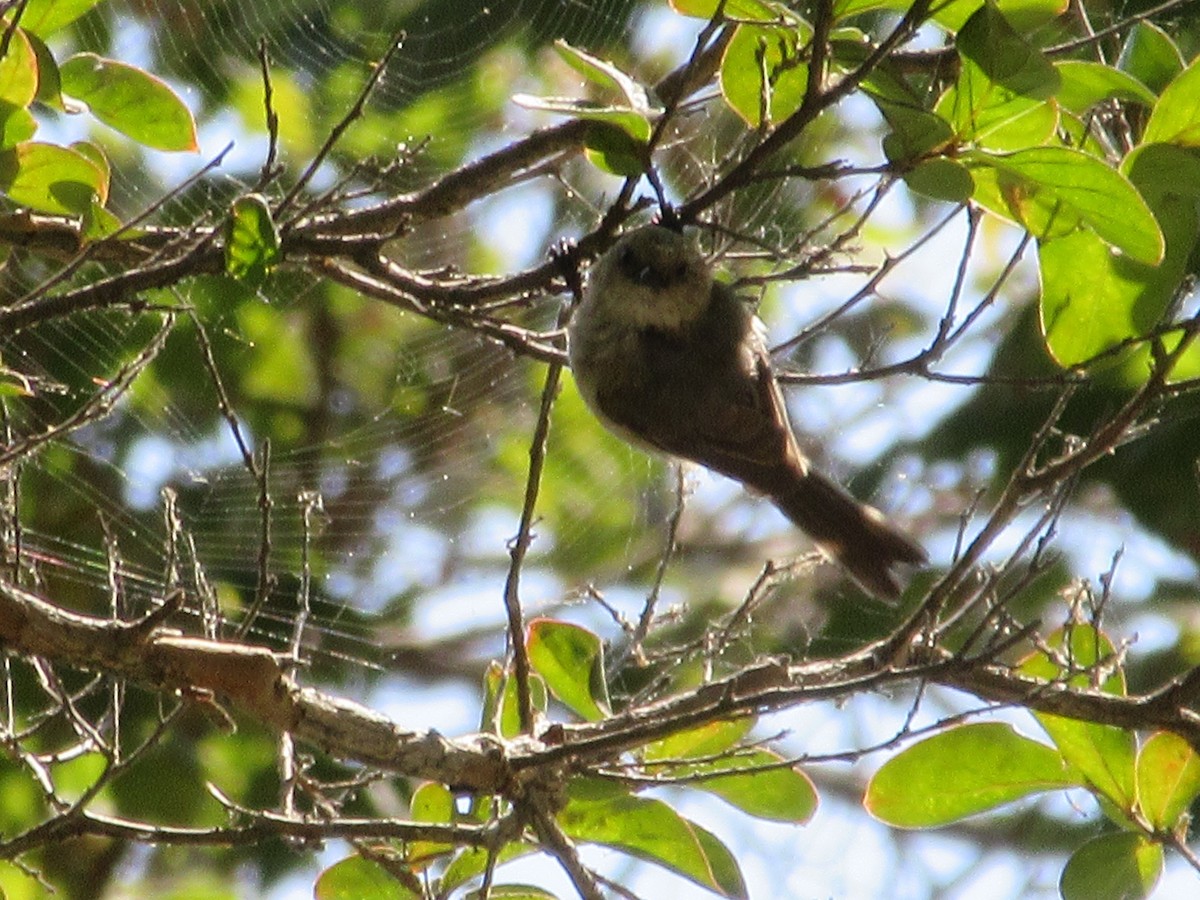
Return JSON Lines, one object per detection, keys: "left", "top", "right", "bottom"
{"left": 1136, "top": 731, "right": 1200, "bottom": 832}
{"left": 60, "top": 53, "right": 198, "bottom": 152}
{"left": 0, "top": 141, "right": 105, "bottom": 214}
{"left": 1142, "top": 53, "right": 1200, "bottom": 147}
{"left": 965, "top": 146, "right": 1164, "bottom": 265}
{"left": 866, "top": 723, "right": 1074, "bottom": 827}
{"left": 1019, "top": 626, "right": 1137, "bottom": 812}
{"left": 225, "top": 194, "right": 282, "bottom": 287}
{"left": 0, "top": 28, "right": 38, "bottom": 108}
{"left": 527, "top": 618, "right": 610, "bottom": 722}
{"left": 560, "top": 778, "right": 747, "bottom": 898}
{"left": 1060, "top": 833, "right": 1163, "bottom": 900}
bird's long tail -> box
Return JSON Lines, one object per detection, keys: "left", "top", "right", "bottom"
{"left": 770, "top": 467, "right": 926, "bottom": 601}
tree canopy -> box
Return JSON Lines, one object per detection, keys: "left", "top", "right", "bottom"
{"left": 2, "top": 0, "right": 1200, "bottom": 897}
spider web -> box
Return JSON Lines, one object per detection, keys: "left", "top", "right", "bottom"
{"left": 0, "top": 0, "right": 1034, "bottom": 690}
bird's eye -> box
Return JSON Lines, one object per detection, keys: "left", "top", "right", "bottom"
{"left": 673, "top": 262, "right": 688, "bottom": 281}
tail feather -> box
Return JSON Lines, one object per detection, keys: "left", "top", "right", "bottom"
{"left": 770, "top": 468, "right": 926, "bottom": 601}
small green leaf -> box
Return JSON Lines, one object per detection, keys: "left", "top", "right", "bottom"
{"left": 553, "top": 40, "right": 652, "bottom": 112}
{"left": 527, "top": 618, "right": 610, "bottom": 721}
{"left": 964, "top": 146, "right": 1164, "bottom": 265}
{"left": 70, "top": 141, "right": 109, "bottom": 202}
{"left": 689, "top": 820, "right": 748, "bottom": 899}
{"left": 464, "top": 886, "right": 560, "bottom": 900}
{"left": 482, "top": 661, "right": 547, "bottom": 738}
{"left": 406, "top": 782, "right": 456, "bottom": 866}
{"left": 559, "top": 778, "right": 747, "bottom": 898}
{"left": 15, "top": 0, "right": 106, "bottom": 38}
{"left": 1060, "top": 833, "right": 1163, "bottom": 900}
{"left": 937, "top": 5, "right": 1060, "bottom": 149}
{"left": 1040, "top": 143, "right": 1200, "bottom": 370}
{"left": 411, "top": 782, "right": 454, "bottom": 823}
{"left": 0, "top": 28, "right": 38, "bottom": 108}
{"left": 836, "top": 0, "right": 1067, "bottom": 32}
{"left": 224, "top": 194, "right": 281, "bottom": 287}
{"left": 511, "top": 94, "right": 651, "bottom": 143}
{"left": 1019, "top": 626, "right": 1137, "bottom": 811}
{"left": 643, "top": 719, "right": 755, "bottom": 761}
{"left": 59, "top": 53, "right": 199, "bottom": 152}
{"left": 0, "top": 102, "right": 37, "bottom": 150}
{"left": 0, "top": 141, "right": 105, "bottom": 214}
{"left": 1136, "top": 731, "right": 1200, "bottom": 832}
{"left": 671, "top": 0, "right": 784, "bottom": 21}
{"left": 442, "top": 843, "right": 539, "bottom": 893}
{"left": 956, "top": 3, "right": 1059, "bottom": 99}
{"left": 81, "top": 199, "right": 123, "bottom": 240}
{"left": 1118, "top": 21, "right": 1184, "bottom": 95}
{"left": 876, "top": 101, "right": 956, "bottom": 162}
{"left": 583, "top": 122, "right": 647, "bottom": 177}
{"left": 903, "top": 157, "right": 974, "bottom": 202}
{"left": 652, "top": 749, "right": 818, "bottom": 823}
{"left": 1142, "top": 54, "right": 1200, "bottom": 147}
{"left": 866, "top": 723, "right": 1074, "bottom": 827}
{"left": 720, "top": 21, "right": 812, "bottom": 127}
{"left": 1054, "top": 61, "right": 1156, "bottom": 115}
{"left": 315, "top": 855, "right": 419, "bottom": 900}
{"left": 25, "top": 31, "right": 62, "bottom": 108}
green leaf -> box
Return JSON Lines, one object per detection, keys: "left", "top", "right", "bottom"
{"left": 315, "top": 855, "right": 419, "bottom": 900}
{"left": 464, "top": 886, "right": 560, "bottom": 900}
{"left": 651, "top": 748, "right": 818, "bottom": 823}
{"left": 1142, "top": 54, "right": 1200, "bottom": 147}
{"left": 526, "top": 618, "right": 610, "bottom": 721}
{"left": 720, "top": 21, "right": 811, "bottom": 127}
{"left": 14, "top": 0, "right": 105, "bottom": 38}
{"left": 903, "top": 157, "right": 974, "bottom": 202}
{"left": 937, "top": 4, "right": 1059, "bottom": 149}
{"left": 643, "top": 719, "right": 755, "bottom": 761}
{"left": 875, "top": 97, "right": 955, "bottom": 162}
{"left": 689, "top": 820, "right": 748, "bottom": 899}
{"left": 0, "top": 102, "right": 37, "bottom": 150}
{"left": 964, "top": 146, "right": 1164, "bottom": 264}
{"left": 224, "top": 194, "right": 282, "bottom": 287}
{"left": 70, "top": 140, "right": 109, "bottom": 201}
{"left": 1118, "top": 21, "right": 1184, "bottom": 95}
{"left": 583, "top": 122, "right": 647, "bottom": 177}
{"left": 1019, "top": 626, "right": 1137, "bottom": 811}
{"left": 559, "top": 778, "right": 747, "bottom": 898}
{"left": 59, "top": 53, "right": 199, "bottom": 152}
{"left": 1039, "top": 143, "right": 1200, "bottom": 370}
{"left": 835, "top": 0, "right": 1067, "bottom": 32}
{"left": 81, "top": 198, "right": 123, "bottom": 240}
{"left": 1059, "top": 833, "right": 1163, "bottom": 900}
{"left": 671, "top": 0, "right": 785, "bottom": 21}
{"left": 441, "top": 843, "right": 539, "bottom": 893}
{"left": 511, "top": 94, "right": 651, "bottom": 144}
{"left": 0, "top": 141, "right": 105, "bottom": 214}
{"left": 1054, "top": 61, "right": 1156, "bottom": 116}
{"left": 1136, "top": 731, "right": 1200, "bottom": 832}
{"left": 552, "top": 40, "right": 652, "bottom": 112}
{"left": 482, "top": 661, "right": 547, "bottom": 738}
{"left": 26, "top": 31, "right": 62, "bottom": 108}
{"left": 0, "top": 28, "right": 38, "bottom": 108}
{"left": 956, "top": 3, "right": 1059, "bottom": 99}
{"left": 865, "top": 723, "right": 1074, "bottom": 827}
{"left": 406, "top": 782, "right": 456, "bottom": 865}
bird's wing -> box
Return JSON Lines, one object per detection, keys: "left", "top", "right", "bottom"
{"left": 687, "top": 342, "right": 804, "bottom": 481}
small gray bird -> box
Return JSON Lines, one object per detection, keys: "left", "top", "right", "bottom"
{"left": 567, "top": 224, "right": 926, "bottom": 600}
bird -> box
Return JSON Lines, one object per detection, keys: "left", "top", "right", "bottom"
{"left": 566, "top": 224, "right": 926, "bottom": 600}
